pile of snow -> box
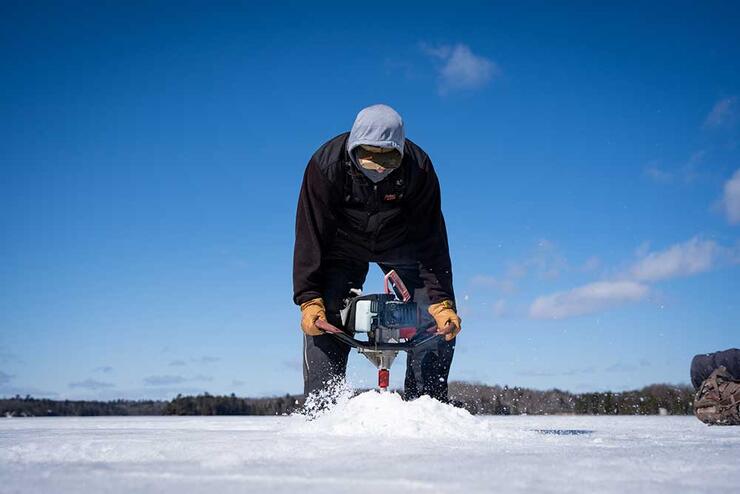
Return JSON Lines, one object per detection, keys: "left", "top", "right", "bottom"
{"left": 292, "top": 387, "right": 496, "bottom": 439}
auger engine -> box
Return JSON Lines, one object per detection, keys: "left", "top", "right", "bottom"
{"left": 316, "top": 270, "right": 440, "bottom": 391}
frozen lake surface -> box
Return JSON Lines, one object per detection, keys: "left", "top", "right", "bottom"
{"left": 1, "top": 392, "right": 739, "bottom": 493}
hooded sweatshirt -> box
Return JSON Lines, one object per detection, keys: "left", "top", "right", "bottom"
{"left": 293, "top": 105, "right": 454, "bottom": 306}
{"left": 346, "top": 104, "right": 405, "bottom": 183}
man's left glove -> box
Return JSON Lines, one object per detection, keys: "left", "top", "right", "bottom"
{"left": 300, "top": 298, "right": 326, "bottom": 336}
{"left": 428, "top": 300, "right": 462, "bottom": 341}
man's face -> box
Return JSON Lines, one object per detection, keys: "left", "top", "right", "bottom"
{"left": 356, "top": 145, "right": 402, "bottom": 174}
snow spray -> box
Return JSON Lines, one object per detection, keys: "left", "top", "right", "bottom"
{"left": 292, "top": 381, "right": 500, "bottom": 440}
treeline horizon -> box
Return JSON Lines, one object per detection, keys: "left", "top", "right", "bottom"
{"left": 0, "top": 381, "right": 695, "bottom": 417}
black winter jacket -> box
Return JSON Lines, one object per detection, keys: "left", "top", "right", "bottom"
{"left": 292, "top": 132, "right": 454, "bottom": 306}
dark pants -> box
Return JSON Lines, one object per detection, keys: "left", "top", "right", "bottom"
{"left": 690, "top": 348, "right": 740, "bottom": 390}
{"left": 302, "top": 255, "right": 455, "bottom": 401}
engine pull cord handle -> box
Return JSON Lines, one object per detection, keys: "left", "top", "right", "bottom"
{"left": 384, "top": 270, "right": 411, "bottom": 302}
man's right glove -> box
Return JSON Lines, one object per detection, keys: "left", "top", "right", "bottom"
{"left": 428, "top": 300, "right": 462, "bottom": 341}
{"left": 300, "top": 298, "right": 326, "bottom": 336}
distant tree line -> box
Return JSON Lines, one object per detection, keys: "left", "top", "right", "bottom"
{"left": 572, "top": 384, "right": 694, "bottom": 415}
{"left": 0, "top": 395, "right": 167, "bottom": 417}
{"left": 448, "top": 382, "right": 695, "bottom": 416}
{"left": 164, "top": 393, "right": 301, "bottom": 416}
{"left": 0, "top": 382, "right": 695, "bottom": 417}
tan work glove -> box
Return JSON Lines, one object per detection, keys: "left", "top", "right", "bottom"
{"left": 300, "top": 298, "right": 326, "bottom": 336}
{"left": 428, "top": 300, "right": 462, "bottom": 341}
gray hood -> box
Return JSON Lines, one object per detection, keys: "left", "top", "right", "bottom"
{"left": 347, "top": 104, "right": 405, "bottom": 183}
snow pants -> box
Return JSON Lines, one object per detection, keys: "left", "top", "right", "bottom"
{"left": 691, "top": 348, "right": 740, "bottom": 390}
{"left": 302, "top": 254, "right": 455, "bottom": 401}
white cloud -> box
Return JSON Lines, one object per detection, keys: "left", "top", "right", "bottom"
{"left": 470, "top": 274, "right": 516, "bottom": 293}
{"left": 469, "top": 240, "right": 567, "bottom": 305}
{"left": 492, "top": 299, "right": 507, "bottom": 318}
{"left": 629, "top": 237, "right": 720, "bottom": 282}
{"left": 192, "top": 356, "right": 220, "bottom": 364}
{"left": 528, "top": 239, "right": 568, "bottom": 279}
{"left": 528, "top": 235, "right": 732, "bottom": 321}
{"left": 68, "top": 379, "right": 115, "bottom": 390}
{"left": 422, "top": 43, "right": 498, "bottom": 93}
{"left": 0, "top": 370, "right": 14, "bottom": 386}
{"left": 644, "top": 151, "right": 707, "bottom": 185}
{"left": 704, "top": 96, "right": 737, "bottom": 128}
{"left": 644, "top": 163, "right": 674, "bottom": 184}
{"left": 605, "top": 362, "right": 638, "bottom": 373}
{"left": 143, "top": 374, "right": 213, "bottom": 386}
{"left": 581, "top": 256, "right": 602, "bottom": 273}
{"left": 0, "top": 347, "right": 21, "bottom": 364}
{"left": 529, "top": 281, "right": 648, "bottom": 320}
{"left": 721, "top": 168, "right": 740, "bottom": 225}
{"left": 732, "top": 240, "right": 740, "bottom": 265}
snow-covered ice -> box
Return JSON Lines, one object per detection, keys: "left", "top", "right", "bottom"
{"left": 2, "top": 391, "right": 739, "bottom": 493}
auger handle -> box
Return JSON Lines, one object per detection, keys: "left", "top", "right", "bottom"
{"left": 314, "top": 319, "right": 443, "bottom": 351}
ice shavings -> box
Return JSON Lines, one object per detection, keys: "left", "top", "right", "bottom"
{"left": 292, "top": 389, "right": 500, "bottom": 439}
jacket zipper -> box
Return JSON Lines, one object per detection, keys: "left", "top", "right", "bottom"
{"left": 370, "top": 184, "right": 379, "bottom": 252}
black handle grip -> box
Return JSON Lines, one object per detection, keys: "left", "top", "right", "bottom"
{"left": 315, "top": 319, "right": 442, "bottom": 352}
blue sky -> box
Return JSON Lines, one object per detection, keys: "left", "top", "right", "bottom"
{"left": 1, "top": 1, "right": 739, "bottom": 399}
